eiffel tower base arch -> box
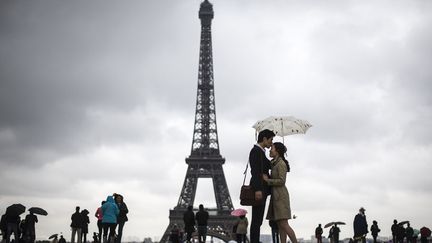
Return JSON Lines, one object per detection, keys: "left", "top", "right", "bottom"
{"left": 160, "top": 209, "right": 239, "bottom": 243}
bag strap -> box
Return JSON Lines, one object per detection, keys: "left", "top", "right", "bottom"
{"left": 242, "top": 161, "right": 249, "bottom": 186}
{"left": 243, "top": 146, "right": 265, "bottom": 186}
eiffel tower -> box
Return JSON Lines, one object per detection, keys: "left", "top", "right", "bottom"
{"left": 160, "top": 1, "right": 237, "bottom": 242}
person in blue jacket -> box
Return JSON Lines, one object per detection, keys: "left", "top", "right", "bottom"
{"left": 101, "top": 195, "right": 119, "bottom": 243}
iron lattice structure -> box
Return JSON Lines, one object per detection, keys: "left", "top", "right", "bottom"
{"left": 160, "top": 1, "right": 237, "bottom": 242}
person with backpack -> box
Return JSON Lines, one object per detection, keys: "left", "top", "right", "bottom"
{"left": 101, "top": 196, "right": 119, "bottom": 243}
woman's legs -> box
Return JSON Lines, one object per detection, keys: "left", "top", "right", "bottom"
{"left": 103, "top": 224, "right": 109, "bottom": 243}
{"left": 116, "top": 222, "right": 125, "bottom": 243}
{"left": 97, "top": 221, "right": 103, "bottom": 243}
{"left": 108, "top": 223, "right": 117, "bottom": 243}
{"left": 277, "top": 220, "right": 297, "bottom": 243}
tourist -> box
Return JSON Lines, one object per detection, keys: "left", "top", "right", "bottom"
{"left": 114, "top": 194, "right": 129, "bottom": 243}
{"left": 370, "top": 220, "right": 380, "bottom": 243}
{"left": 235, "top": 215, "right": 248, "bottom": 243}
{"left": 195, "top": 204, "right": 209, "bottom": 243}
{"left": 315, "top": 224, "right": 323, "bottom": 243}
{"left": 102, "top": 196, "right": 119, "bottom": 243}
{"left": 353, "top": 207, "right": 368, "bottom": 243}
{"left": 183, "top": 206, "right": 195, "bottom": 243}
{"left": 95, "top": 201, "right": 105, "bottom": 243}
{"left": 71, "top": 206, "right": 83, "bottom": 243}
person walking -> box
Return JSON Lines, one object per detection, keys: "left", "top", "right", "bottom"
{"left": 370, "top": 220, "right": 380, "bottom": 243}
{"left": 95, "top": 201, "right": 105, "bottom": 243}
{"left": 101, "top": 196, "right": 119, "bottom": 243}
{"left": 353, "top": 207, "right": 368, "bottom": 243}
{"left": 114, "top": 194, "right": 128, "bottom": 243}
{"left": 24, "top": 212, "right": 38, "bottom": 243}
{"left": 235, "top": 215, "right": 248, "bottom": 243}
{"left": 263, "top": 142, "right": 298, "bottom": 243}
{"left": 183, "top": 206, "right": 195, "bottom": 243}
{"left": 71, "top": 206, "right": 83, "bottom": 243}
{"left": 315, "top": 224, "right": 323, "bottom": 243}
{"left": 249, "top": 129, "right": 274, "bottom": 243}
{"left": 195, "top": 204, "right": 209, "bottom": 243}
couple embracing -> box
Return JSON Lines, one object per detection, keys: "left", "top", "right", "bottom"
{"left": 249, "top": 129, "right": 298, "bottom": 243}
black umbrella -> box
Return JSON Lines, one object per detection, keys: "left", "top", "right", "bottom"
{"left": 324, "top": 221, "right": 346, "bottom": 228}
{"left": 49, "top": 234, "right": 58, "bottom": 239}
{"left": 6, "top": 204, "right": 26, "bottom": 216}
{"left": 29, "top": 207, "right": 48, "bottom": 216}
{"left": 398, "top": 221, "right": 409, "bottom": 226}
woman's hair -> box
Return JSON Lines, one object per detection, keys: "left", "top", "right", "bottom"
{"left": 273, "top": 142, "right": 290, "bottom": 172}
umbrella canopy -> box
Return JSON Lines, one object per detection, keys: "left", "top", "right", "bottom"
{"left": 231, "top": 208, "right": 247, "bottom": 217}
{"left": 29, "top": 207, "right": 48, "bottom": 216}
{"left": 420, "top": 227, "right": 431, "bottom": 237}
{"left": 6, "top": 204, "right": 26, "bottom": 216}
{"left": 49, "top": 234, "right": 58, "bottom": 239}
{"left": 398, "top": 221, "right": 409, "bottom": 225}
{"left": 253, "top": 116, "right": 312, "bottom": 137}
{"left": 324, "top": 221, "right": 346, "bottom": 228}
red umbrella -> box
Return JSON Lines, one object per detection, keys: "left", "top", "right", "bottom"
{"left": 231, "top": 208, "right": 247, "bottom": 217}
{"left": 420, "top": 227, "right": 431, "bottom": 237}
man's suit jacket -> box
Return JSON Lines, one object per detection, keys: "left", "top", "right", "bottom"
{"left": 248, "top": 145, "right": 271, "bottom": 196}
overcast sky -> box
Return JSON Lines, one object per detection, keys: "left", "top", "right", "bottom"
{"left": 1, "top": 0, "right": 431, "bottom": 242}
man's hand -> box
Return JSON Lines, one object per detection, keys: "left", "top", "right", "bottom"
{"left": 255, "top": 191, "right": 263, "bottom": 201}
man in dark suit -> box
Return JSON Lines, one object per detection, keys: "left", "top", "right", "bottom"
{"left": 249, "top": 129, "right": 275, "bottom": 243}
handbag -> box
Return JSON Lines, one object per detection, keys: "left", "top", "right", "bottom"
{"left": 240, "top": 155, "right": 264, "bottom": 206}
{"left": 240, "top": 185, "right": 260, "bottom": 206}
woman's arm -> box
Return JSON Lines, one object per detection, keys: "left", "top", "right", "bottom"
{"left": 264, "top": 162, "right": 286, "bottom": 186}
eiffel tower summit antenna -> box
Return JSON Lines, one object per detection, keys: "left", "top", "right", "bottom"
{"left": 160, "top": 1, "right": 237, "bottom": 242}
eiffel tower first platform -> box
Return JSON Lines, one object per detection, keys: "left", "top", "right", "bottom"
{"left": 160, "top": 1, "right": 237, "bottom": 242}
